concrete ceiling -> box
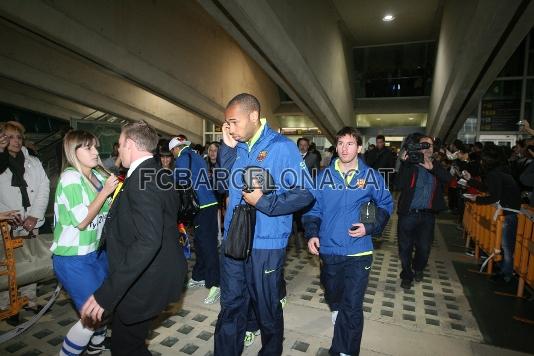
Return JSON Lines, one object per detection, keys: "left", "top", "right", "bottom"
{"left": 332, "top": 0, "right": 443, "bottom": 46}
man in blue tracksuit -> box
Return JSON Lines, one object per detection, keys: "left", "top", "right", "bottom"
{"left": 215, "top": 93, "right": 314, "bottom": 356}
{"left": 303, "top": 127, "right": 393, "bottom": 356}
{"left": 170, "top": 135, "right": 220, "bottom": 304}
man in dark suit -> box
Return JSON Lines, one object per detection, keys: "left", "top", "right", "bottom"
{"left": 81, "top": 121, "right": 187, "bottom": 355}
{"left": 297, "top": 137, "right": 320, "bottom": 176}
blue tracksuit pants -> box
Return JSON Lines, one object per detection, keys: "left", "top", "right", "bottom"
{"left": 192, "top": 205, "right": 220, "bottom": 288}
{"left": 215, "top": 247, "right": 285, "bottom": 356}
{"left": 321, "top": 254, "right": 373, "bottom": 356}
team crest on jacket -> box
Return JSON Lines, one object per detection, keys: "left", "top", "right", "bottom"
{"left": 356, "top": 178, "right": 366, "bottom": 189}
{"left": 257, "top": 151, "right": 268, "bottom": 161}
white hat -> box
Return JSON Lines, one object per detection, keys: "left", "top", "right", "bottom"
{"left": 169, "top": 135, "right": 191, "bottom": 150}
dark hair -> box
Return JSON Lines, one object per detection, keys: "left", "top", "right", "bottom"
{"left": 297, "top": 137, "right": 310, "bottom": 146}
{"left": 403, "top": 133, "right": 423, "bottom": 148}
{"left": 376, "top": 135, "right": 385, "bottom": 141}
{"left": 481, "top": 146, "right": 506, "bottom": 172}
{"left": 226, "top": 93, "right": 261, "bottom": 117}
{"left": 474, "top": 142, "right": 483, "bottom": 150}
{"left": 456, "top": 142, "right": 468, "bottom": 154}
{"left": 336, "top": 127, "right": 362, "bottom": 146}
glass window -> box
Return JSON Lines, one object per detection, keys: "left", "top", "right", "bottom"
{"left": 353, "top": 42, "right": 435, "bottom": 98}
{"left": 457, "top": 117, "right": 477, "bottom": 144}
{"left": 498, "top": 42, "right": 525, "bottom": 77}
{"left": 480, "top": 80, "right": 522, "bottom": 131}
{"left": 528, "top": 30, "right": 534, "bottom": 75}
{"left": 524, "top": 79, "right": 534, "bottom": 127}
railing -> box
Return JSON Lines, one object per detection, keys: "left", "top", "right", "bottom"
{"left": 463, "top": 202, "right": 534, "bottom": 324}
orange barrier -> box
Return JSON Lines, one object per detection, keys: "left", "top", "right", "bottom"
{"left": 463, "top": 202, "right": 504, "bottom": 274}
{"left": 0, "top": 221, "right": 28, "bottom": 320}
{"left": 514, "top": 206, "right": 534, "bottom": 298}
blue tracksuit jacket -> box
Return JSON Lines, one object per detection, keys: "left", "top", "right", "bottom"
{"left": 217, "top": 123, "right": 314, "bottom": 249}
{"left": 302, "top": 158, "right": 394, "bottom": 256}
{"left": 175, "top": 147, "right": 217, "bottom": 207}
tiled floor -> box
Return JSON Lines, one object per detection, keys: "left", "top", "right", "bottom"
{"left": 0, "top": 214, "right": 527, "bottom": 356}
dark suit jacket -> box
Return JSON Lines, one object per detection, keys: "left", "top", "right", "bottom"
{"left": 303, "top": 151, "right": 320, "bottom": 175}
{"left": 364, "top": 147, "right": 395, "bottom": 170}
{"left": 94, "top": 157, "right": 187, "bottom": 324}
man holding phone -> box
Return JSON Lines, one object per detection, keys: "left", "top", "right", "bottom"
{"left": 215, "top": 93, "right": 314, "bottom": 355}
{"left": 303, "top": 127, "right": 393, "bottom": 356}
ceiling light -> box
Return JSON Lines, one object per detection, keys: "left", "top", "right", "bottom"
{"left": 382, "top": 14, "right": 395, "bottom": 22}
{"left": 376, "top": 117, "right": 382, "bottom": 121}
{"left": 408, "top": 117, "right": 414, "bottom": 120}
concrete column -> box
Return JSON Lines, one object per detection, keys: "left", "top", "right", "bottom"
{"left": 199, "top": 0, "right": 355, "bottom": 140}
{"left": 428, "top": 0, "right": 534, "bottom": 141}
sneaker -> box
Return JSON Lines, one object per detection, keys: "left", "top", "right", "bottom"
{"left": 414, "top": 271, "right": 424, "bottom": 282}
{"left": 401, "top": 279, "right": 412, "bottom": 290}
{"left": 203, "top": 287, "right": 221, "bottom": 304}
{"left": 331, "top": 310, "right": 338, "bottom": 326}
{"left": 85, "top": 337, "right": 111, "bottom": 355}
{"left": 187, "top": 279, "right": 205, "bottom": 288}
{"left": 280, "top": 296, "right": 287, "bottom": 309}
{"left": 244, "top": 331, "right": 256, "bottom": 347}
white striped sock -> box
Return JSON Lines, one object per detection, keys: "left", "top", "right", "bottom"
{"left": 59, "top": 320, "right": 93, "bottom": 355}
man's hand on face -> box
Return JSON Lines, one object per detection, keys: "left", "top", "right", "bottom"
{"left": 222, "top": 122, "right": 238, "bottom": 148}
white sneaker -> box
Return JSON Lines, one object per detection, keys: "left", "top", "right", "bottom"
{"left": 203, "top": 287, "right": 220, "bottom": 304}
{"left": 280, "top": 296, "right": 287, "bottom": 309}
{"left": 187, "top": 279, "right": 205, "bottom": 288}
{"left": 244, "top": 331, "right": 255, "bottom": 347}
{"left": 244, "top": 330, "right": 260, "bottom": 347}
{"left": 331, "top": 310, "right": 338, "bottom": 326}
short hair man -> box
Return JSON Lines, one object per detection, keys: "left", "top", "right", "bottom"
{"left": 297, "top": 137, "right": 320, "bottom": 176}
{"left": 169, "top": 134, "right": 220, "bottom": 304}
{"left": 303, "top": 127, "right": 393, "bottom": 355}
{"left": 215, "top": 93, "right": 314, "bottom": 355}
{"left": 81, "top": 121, "right": 187, "bottom": 355}
{"left": 365, "top": 134, "right": 395, "bottom": 173}
{"left": 396, "top": 135, "right": 452, "bottom": 289}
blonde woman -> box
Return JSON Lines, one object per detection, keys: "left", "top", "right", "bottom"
{"left": 51, "top": 130, "right": 118, "bottom": 356}
{"left": 0, "top": 120, "right": 49, "bottom": 317}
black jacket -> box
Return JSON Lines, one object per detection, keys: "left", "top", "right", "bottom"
{"left": 468, "top": 165, "right": 521, "bottom": 210}
{"left": 95, "top": 158, "right": 187, "bottom": 324}
{"left": 365, "top": 147, "right": 395, "bottom": 170}
{"left": 302, "top": 151, "right": 320, "bottom": 176}
{"left": 396, "top": 160, "right": 452, "bottom": 215}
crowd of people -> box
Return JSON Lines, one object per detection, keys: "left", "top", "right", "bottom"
{"left": 0, "top": 99, "right": 533, "bottom": 355}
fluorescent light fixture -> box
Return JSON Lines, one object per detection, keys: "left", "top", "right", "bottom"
{"left": 408, "top": 117, "right": 414, "bottom": 120}
{"left": 382, "top": 14, "right": 395, "bottom": 22}
{"left": 376, "top": 117, "right": 382, "bottom": 121}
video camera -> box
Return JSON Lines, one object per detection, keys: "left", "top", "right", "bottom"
{"left": 402, "top": 133, "right": 431, "bottom": 164}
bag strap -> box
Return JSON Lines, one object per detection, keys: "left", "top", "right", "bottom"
{"left": 493, "top": 201, "right": 521, "bottom": 221}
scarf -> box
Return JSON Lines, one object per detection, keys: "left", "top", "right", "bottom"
{"left": 7, "top": 151, "right": 31, "bottom": 210}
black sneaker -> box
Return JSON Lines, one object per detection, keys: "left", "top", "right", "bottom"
{"left": 414, "top": 271, "right": 424, "bottom": 282}
{"left": 85, "top": 337, "right": 111, "bottom": 355}
{"left": 401, "top": 279, "right": 412, "bottom": 290}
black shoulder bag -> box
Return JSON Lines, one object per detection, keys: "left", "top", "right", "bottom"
{"left": 224, "top": 198, "right": 256, "bottom": 260}
{"left": 177, "top": 153, "right": 200, "bottom": 222}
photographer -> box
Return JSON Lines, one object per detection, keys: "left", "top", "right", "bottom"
{"left": 396, "top": 135, "right": 452, "bottom": 290}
